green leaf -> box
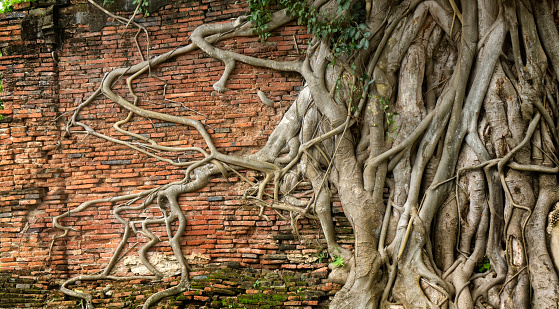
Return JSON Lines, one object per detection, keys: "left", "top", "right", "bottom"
{"left": 354, "top": 31, "right": 362, "bottom": 40}
{"left": 356, "top": 40, "right": 363, "bottom": 49}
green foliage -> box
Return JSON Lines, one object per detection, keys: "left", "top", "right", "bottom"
{"left": 331, "top": 255, "right": 344, "bottom": 267}
{"left": 103, "top": 0, "right": 150, "bottom": 16}
{"left": 331, "top": 247, "right": 345, "bottom": 267}
{"left": 247, "top": 0, "right": 370, "bottom": 58}
{"left": 380, "top": 96, "right": 398, "bottom": 136}
{"left": 0, "top": 0, "right": 35, "bottom": 14}
{"left": 315, "top": 250, "right": 328, "bottom": 263}
{"left": 315, "top": 248, "right": 345, "bottom": 267}
{"left": 246, "top": 0, "right": 274, "bottom": 41}
{"left": 475, "top": 255, "right": 491, "bottom": 273}
{"left": 132, "top": 0, "right": 150, "bottom": 16}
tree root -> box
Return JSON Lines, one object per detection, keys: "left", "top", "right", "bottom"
{"left": 52, "top": 1, "right": 559, "bottom": 308}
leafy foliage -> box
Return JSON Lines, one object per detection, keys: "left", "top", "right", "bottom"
{"left": 380, "top": 96, "right": 397, "bottom": 136}
{"left": 0, "top": 0, "right": 35, "bottom": 14}
{"left": 103, "top": 0, "right": 150, "bottom": 16}
{"left": 247, "top": 0, "right": 371, "bottom": 58}
{"left": 331, "top": 255, "right": 345, "bottom": 267}
{"left": 246, "top": 0, "right": 274, "bottom": 41}
{"left": 475, "top": 255, "right": 491, "bottom": 273}
{"left": 315, "top": 250, "right": 329, "bottom": 263}
{"left": 331, "top": 247, "right": 345, "bottom": 267}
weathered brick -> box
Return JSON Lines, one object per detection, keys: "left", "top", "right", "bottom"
{"left": 101, "top": 160, "right": 131, "bottom": 165}
{"left": 0, "top": 1, "right": 339, "bottom": 308}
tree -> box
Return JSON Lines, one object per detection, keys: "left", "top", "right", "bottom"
{"left": 52, "top": 0, "right": 559, "bottom": 308}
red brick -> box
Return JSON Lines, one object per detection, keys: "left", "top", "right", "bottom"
{"left": 0, "top": 1, "right": 330, "bottom": 305}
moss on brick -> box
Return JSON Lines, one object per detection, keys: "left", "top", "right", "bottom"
{"left": 0, "top": 266, "right": 334, "bottom": 308}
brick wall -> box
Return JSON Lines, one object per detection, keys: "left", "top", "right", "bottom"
{"left": 0, "top": 0, "right": 353, "bottom": 308}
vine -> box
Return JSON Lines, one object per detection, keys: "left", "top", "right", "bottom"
{"left": 248, "top": 0, "right": 370, "bottom": 59}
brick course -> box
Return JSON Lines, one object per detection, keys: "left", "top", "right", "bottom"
{"left": 0, "top": 0, "right": 353, "bottom": 308}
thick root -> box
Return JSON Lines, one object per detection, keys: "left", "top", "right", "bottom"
{"left": 330, "top": 252, "right": 385, "bottom": 309}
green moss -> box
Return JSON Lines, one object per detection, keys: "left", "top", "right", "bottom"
{"left": 271, "top": 294, "right": 288, "bottom": 302}
{"left": 236, "top": 292, "right": 288, "bottom": 307}
{"left": 238, "top": 295, "right": 261, "bottom": 304}
{"left": 174, "top": 295, "right": 187, "bottom": 301}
